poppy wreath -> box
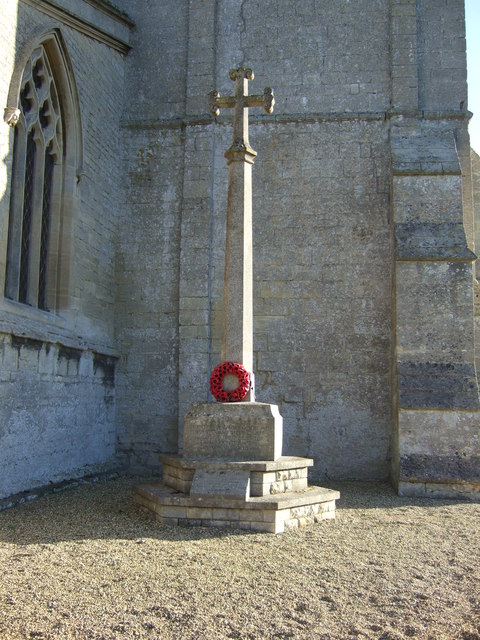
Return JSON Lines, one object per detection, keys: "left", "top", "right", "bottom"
{"left": 210, "top": 361, "right": 251, "bottom": 402}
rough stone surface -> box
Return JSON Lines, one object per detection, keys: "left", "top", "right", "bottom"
{"left": 473, "top": 149, "right": 480, "bottom": 377}
{"left": 0, "top": 334, "right": 116, "bottom": 497}
{"left": 0, "top": 1, "right": 125, "bottom": 498}
{"left": 398, "top": 409, "right": 480, "bottom": 485}
{"left": 190, "top": 469, "right": 250, "bottom": 499}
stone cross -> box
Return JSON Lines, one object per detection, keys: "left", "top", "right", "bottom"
{"left": 209, "top": 68, "right": 274, "bottom": 400}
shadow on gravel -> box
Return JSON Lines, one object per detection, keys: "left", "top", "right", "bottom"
{"left": 0, "top": 477, "right": 474, "bottom": 546}
{"left": 0, "top": 477, "right": 256, "bottom": 545}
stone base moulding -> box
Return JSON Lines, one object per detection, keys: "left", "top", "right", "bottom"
{"left": 159, "top": 454, "right": 314, "bottom": 497}
{"left": 395, "top": 409, "right": 480, "bottom": 498}
{"left": 398, "top": 481, "right": 480, "bottom": 500}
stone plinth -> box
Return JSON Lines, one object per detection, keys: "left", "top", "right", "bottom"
{"left": 135, "top": 452, "right": 340, "bottom": 533}
{"left": 183, "top": 402, "right": 282, "bottom": 461}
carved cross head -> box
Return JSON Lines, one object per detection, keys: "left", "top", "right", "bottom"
{"left": 209, "top": 67, "right": 274, "bottom": 161}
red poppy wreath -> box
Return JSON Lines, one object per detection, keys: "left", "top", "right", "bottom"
{"left": 210, "top": 361, "right": 251, "bottom": 402}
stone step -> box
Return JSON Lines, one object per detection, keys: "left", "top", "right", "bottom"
{"left": 134, "top": 482, "right": 340, "bottom": 534}
{"left": 160, "top": 454, "right": 314, "bottom": 497}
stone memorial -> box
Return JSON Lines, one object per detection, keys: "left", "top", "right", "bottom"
{"left": 135, "top": 68, "right": 339, "bottom": 533}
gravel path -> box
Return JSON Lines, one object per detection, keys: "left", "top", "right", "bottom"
{"left": 0, "top": 477, "right": 478, "bottom": 640}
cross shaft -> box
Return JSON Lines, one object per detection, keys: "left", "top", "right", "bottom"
{"left": 209, "top": 68, "right": 274, "bottom": 400}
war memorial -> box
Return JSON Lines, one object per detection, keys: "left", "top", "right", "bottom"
{"left": 0, "top": 1, "right": 479, "bottom": 510}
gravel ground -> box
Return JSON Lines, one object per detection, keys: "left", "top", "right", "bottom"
{"left": 0, "top": 477, "right": 478, "bottom": 640}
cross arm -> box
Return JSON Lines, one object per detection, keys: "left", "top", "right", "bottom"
{"left": 245, "top": 88, "right": 275, "bottom": 114}
{"left": 208, "top": 91, "right": 236, "bottom": 116}
{"left": 208, "top": 87, "right": 275, "bottom": 116}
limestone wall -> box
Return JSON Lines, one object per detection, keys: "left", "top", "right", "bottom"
{"left": 472, "top": 150, "right": 480, "bottom": 377}
{"left": 114, "top": 0, "right": 394, "bottom": 479}
{"left": 0, "top": 0, "right": 128, "bottom": 498}
{"left": 0, "top": 336, "right": 116, "bottom": 498}
{"left": 114, "top": 0, "right": 188, "bottom": 469}
{"left": 115, "top": 0, "right": 478, "bottom": 489}
{"left": 390, "top": 0, "right": 479, "bottom": 496}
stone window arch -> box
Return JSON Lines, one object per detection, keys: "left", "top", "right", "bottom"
{"left": 4, "top": 29, "right": 83, "bottom": 312}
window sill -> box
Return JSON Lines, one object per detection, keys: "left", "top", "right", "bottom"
{"left": 0, "top": 297, "right": 118, "bottom": 357}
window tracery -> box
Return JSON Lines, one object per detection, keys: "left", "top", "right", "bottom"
{"left": 3, "top": 30, "right": 81, "bottom": 314}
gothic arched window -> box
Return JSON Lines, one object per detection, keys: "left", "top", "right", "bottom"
{"left": 4, "top": 30, "right": 82, "bottom": 312}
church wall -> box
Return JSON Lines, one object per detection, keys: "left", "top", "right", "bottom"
{"left": 178, "top": 0, "right": 478, "bottom": 488}
{"left": 0, "top": 1, "right": 127, "bottom": 498}
{"left": 113, "top": 0, "right": 396, "bottom": 480}
{"left": 417, "top": 0, "right": 467, "bottom": 113}
{"left": 472, "top": 150, "right": 480, "bottom": 377}
{"left": 1, "top": 0, "right": 477, "bottom": 496}
{"left": 176, "top": 0, "right": 394, "bottom": 480}
{"left": 113, "top": 0, "right": 189, "bottom": 470}
{"left": 251, "top": 120, "right": 392, "bottom": 479}
{"left": 115, "top": 127, "right": 184, "bottom": 469}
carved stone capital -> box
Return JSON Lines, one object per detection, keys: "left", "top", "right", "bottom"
{"left": 4, "top": 107, "right": 21, "bottom": 127}
{"left": 229, "top": 67, "right": 254, "bottom": 82}
{"left": 224, "top": 143, "right": 257, "bottom": 165}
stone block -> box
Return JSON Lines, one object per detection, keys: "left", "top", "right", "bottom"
{"left": 315, "top": 510, "right": 336, "bottom": 522}
{"left": 162, "top": 473, "right": 191, "bottom": 493}
{"left": 209, "top": 520, "right": 232, "bottom": 529}
{"left": 241, "top": 509, "right": 265, "bottom": 523}
{"left": 163, "top": 463, "right": 194, "bottom": 481}
{"left": 157, "top": 517, "right": 179, "bottom": 526}
{"left": 186, "top": 507, "right": 213, "bottom": 520}
{"left": 291, "top": 478, "right": 308, "bottom": 491}
{"left": 183, "top": 402, "right": 283, "bottom": 461}
{"left": 274, "top": 509, "right": 295, "bottom": 523}
{"left": 250, "top": 521, "right": 277, "bottom": 533}
{"left": 398, "top": 409, "right": 480, "bottom": 485}
{"left": 250, "top": 483, "right": 270, "bottom": 497}
{"left": 250, "top": 471, "right": 276, "bottom": 484}
{"left": 183, "top": 519, "right": 202, "bottom": 527}
{"left": 424, "top": 482, "right": 480, "bottom": 499}
{"left": 212, "top": 508, "right": 240, "bottom": 521}
{"left": 190, "top": 469, "right": 250, "bottom": 499}
{"left": 298, "top": 516, "right": 315, "bottom": 527}
{"left": 160, "top": 505, "right": 187, "bottom": 519}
